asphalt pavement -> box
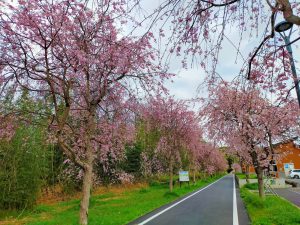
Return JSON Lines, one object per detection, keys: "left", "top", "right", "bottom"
{"left": 274, "top": 187, "right": 300, "bottom": 207}
{"left": 129, "top": 175, "right": 249, "bottom": 225}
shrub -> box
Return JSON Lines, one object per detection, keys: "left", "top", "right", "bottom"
{"left": 0, "top": 126, "right": 48, "bottom": 210}
{"left": 122, "top": 144, "right": 142, "bottom": 177}
{"left": 149, "top": 180, "right": 161, "bottom": 187}
{"left": 244, "top": 182, "right": 259, "bottom": 190}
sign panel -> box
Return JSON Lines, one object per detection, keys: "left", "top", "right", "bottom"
{"left": 284, "top": 163, "right": 294, "bottom": 176}
{"left": 179, "top": 171, "right": 189, "bottom": 182}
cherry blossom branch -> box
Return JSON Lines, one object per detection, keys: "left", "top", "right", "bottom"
{"left": 266, "top": 0, "right": 276, "bottom": 9}
{"left": 247, "top": 8, "right": 277, "bottom": 79}
{"left": 199, "top": 0, "right": 240, "bottom": 7}
{"left": 58, "top": 136, "right": 86, "bottom": 169}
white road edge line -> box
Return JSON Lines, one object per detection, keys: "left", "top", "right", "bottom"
{"left": 138, "top": 175, "right": 226, "bottom": 225}
{"left": 233, "top": 175, "right": 239, "bottom": 225}
{"left": 289, "top": 189, "right": 300, "bottom": 195}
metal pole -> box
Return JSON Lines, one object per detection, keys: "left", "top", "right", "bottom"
{"left": 283, "top": 36, "right": 300, "bottom": 107}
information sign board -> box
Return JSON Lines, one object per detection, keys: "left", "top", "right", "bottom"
{"left": 179, "top": 171, "right": 189, "bottom": 182}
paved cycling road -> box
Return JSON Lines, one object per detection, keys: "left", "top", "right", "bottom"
{"left": 274, "top": 187, "right": 300, "bottom": 207}
{"left": 129, "top": 175, "right": 249, "bottom": 225}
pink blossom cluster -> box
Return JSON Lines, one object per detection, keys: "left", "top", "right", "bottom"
{"left": 232, "top": 163, "right": 242, "bottom": 173}
{"left": 191, "top": 141, "right": 227, "bottom": 175}
{"left": 139, "top": 95, "right": 227, "bottom": 175}
{"left": 201, "top": 81, "right": 299, "bottom": 170}
{"left": 140, "top": 152, "right": 166, "bottom": 176}
{"left": 140, "top": 96, "right": 200, "bottom": 164}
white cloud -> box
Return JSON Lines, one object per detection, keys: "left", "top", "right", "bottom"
{"left": 165, "top": 68, "right": 205, "bottom": 100}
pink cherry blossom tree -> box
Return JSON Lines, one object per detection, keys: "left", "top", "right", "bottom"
{"left": 190, "top": 141, "right": 227, "bottom": 179}
{"left": 232, "top": 163, "right": 242, "bottom": 173}
{"left": 0, "top": 1, "right": 169, "bottom": 224}
{"left": 140, "top": 95, "right": 207, "bottom": 192}
{"left": 201, "top": 81, "right": 299, "bottom": 198}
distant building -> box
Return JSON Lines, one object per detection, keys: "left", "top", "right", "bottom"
{"left": 270, "top": 138, "right": 300, "bottom": 178}
{"left": 247, "top": 138, "right": 300, "bottom": 178}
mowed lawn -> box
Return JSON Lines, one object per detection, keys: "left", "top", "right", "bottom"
{"left": 241, "top": 187, "right": 300, "bottom": 225}
{"left": 0, "top": 175, "right": 223, "bottom": 225}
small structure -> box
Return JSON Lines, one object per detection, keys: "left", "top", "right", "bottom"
{"left": 271, "top": 138, "right": 300, "bottom": 178}
{"left": 247, "top": 138, "right": 300, "bottom": 178}
{"left": 179, "top": 171, "right": 189, "bottom": 187}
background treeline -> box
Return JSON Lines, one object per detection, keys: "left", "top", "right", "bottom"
{"left": 0, "top": 91, "right": 227, "bottom": 210}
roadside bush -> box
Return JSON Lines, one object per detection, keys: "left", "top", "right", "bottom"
{"left": 235, "top": 172, "right": 257, "bottom": 179}
{"left": 149, "top": 180, "right": 161, "bottom": 187}
{"left": 0, "top": 126, "right": 48, "bottom": 210}
{"left": 244, "top": 182, "right": 259, "bottom": 190}
{"left": 122, "top": 144, "right": 142, "bottom": 177}
{"left": 94, "top": 152, "right": 123, "bottom": 186}
{"left": 44, "top": 145, "right": 65, "bottom": 186}
{"left": 56, "top": 159, "right": 83, "bottom": 194}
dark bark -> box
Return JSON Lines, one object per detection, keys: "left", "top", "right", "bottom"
{"left": 79, "top": 107, "right": 96, "bottom": 225}
{"left": 79, "top": 160, "right": 93, "bottom": 225}
{"left": 250, "top": 150, "right": 265, "bottom": 198}
{"left": 169, "top": 155, "right": 174, "bottom": 192}
{"left": 255, "top": 166, "right": 265, "bottom": 198}
{"left": 193, "top": 168, "right": 196, "bottom": 184}
{"left": 246, "top": 165, "right": 250, "bottom": 184}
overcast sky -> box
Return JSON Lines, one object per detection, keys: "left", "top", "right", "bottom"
{"left": 130, "top": 0, "right": 300, "bottom": 101}
{"left": 164, "top": 24, "right": 300, "bottom": 101}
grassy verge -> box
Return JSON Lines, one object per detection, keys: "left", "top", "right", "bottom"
{"left": 0, "top": 174, "right": 224, "bottom": 225}
{"left": 235, "top": 173, "right": 257, "bottom": 179}
{"left": 241, "top": 185, "right": 300, "bottom": 225}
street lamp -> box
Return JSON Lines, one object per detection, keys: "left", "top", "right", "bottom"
{"left": 275, "top": 21, "right": 300, "bottom": 107}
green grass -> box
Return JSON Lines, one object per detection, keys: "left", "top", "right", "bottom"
{"left": 235, "top": 173, "right": 257, "bottom": 179}
{"left": 241, "top": 187, "right": 300, "bottom": 225}
{"left": 243, "top": 182, "right": 259, "bottom": 190}
{"left": 0, "top": 174, "right": 224, "bottom": 225}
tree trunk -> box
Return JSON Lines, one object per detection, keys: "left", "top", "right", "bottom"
{"left": 193, "top": 168, "right": 196, "bottom": 184}
{"left": 255, "top": 167, "right": 265, "bottom": 198}
{"left": 79, "top": 107, "right": 96, "bottom": 225}
{"left": 169, "top": 155, "right": 173, "bottom": 192}
{"left": 79, "top": 156, "right": 94, "bottom": 225}
{"left": 246, "top": 165, "right": 250, "bottom": 184}
{"left": 250, "top": 149, "right": 265, "bottom": 198}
